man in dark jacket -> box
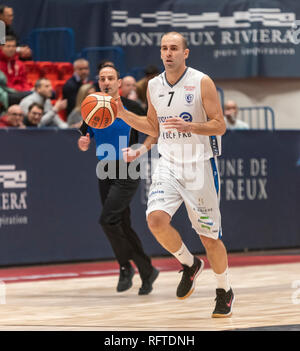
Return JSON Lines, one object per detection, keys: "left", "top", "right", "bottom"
{"left": 62, "top": 58, "right": 90, "bottom": 116}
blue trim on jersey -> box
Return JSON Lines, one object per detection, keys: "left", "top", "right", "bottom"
{"left": 210, "top": 157, "right": 222, "bottom": 239}
{"left": 87, "top": 118, "right": 131, "bottom": 161}
{"left": 218, "top": 229, "right": 222, "bottom": 239}
{"left": 164, "top": 67, "right": 188, "bottom": 88}
{"left": 210, "top": 157, "right": 219, "bottom": 195}
{"left": 209, "top": 135, "right": 220, "bottom": 156}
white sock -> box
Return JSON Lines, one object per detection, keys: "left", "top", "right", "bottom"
{"left": 173, "top": 242, "right": 194, "bottom": 267}
{"left": 214, "top": 267, "right": 230, "bottom": 292}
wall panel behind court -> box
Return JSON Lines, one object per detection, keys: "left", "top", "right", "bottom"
{"left": 0, "top": 129, "right": 299, "bottom": 266}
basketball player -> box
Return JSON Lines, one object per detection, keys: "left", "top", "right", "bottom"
{"left": 78, "top": 65, "right": 159, "bottom": 295}
{"left": 116, "top": 32, "right": 234, "bottom": 317}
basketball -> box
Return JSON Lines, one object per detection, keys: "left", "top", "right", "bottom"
{"left": 81, "top": 92, "right": 117, "bottom": 129}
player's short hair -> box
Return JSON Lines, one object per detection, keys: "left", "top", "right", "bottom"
{"left": 161, "top": 31, "right": 188, "bottom": 49}
{"left": 99, "top": 64, "right": 120, "bottom": 79}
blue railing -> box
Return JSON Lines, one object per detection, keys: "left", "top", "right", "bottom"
{"left": 239, "top": 106, "right": 275, "bottom": 130}
{"left": 28, "top": 27, "right": 76, "bottom": 62}
{"left": 80, "top": 46, "right": 126, "bottom": 80}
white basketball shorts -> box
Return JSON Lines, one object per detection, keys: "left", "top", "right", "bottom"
{"left": 146, "top": 157, "right": 222, "bottom": 240}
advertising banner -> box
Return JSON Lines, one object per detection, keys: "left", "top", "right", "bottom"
{"left": 0, "top": 129, "right": 299, "bottom": 266}
{"left": 108, "top": 0, "right": 300, "bottom": 78}
{"left": 8, "top": 0, "right": 300, "bottom": 78}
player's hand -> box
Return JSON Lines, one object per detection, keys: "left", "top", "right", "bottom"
{"left": 78, "top": 133, "right": 90, "bottom": 151}
{"left": 122, "top": 147, "right": 141, "bottom": 163}
{"left": 115, "top": 96, "right": 126, "bottom": 119}
{"left": 162, "top": 117, "right": 192, "bottom": 133}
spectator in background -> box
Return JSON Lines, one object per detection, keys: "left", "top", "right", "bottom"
{"left": 121, "top": 76, "right": 136, "bottom": 99}
{"left": 0, "top": 5, "right": 32, "bottom": 60}
{"left": 23, "top": 102, "right": 43, "bottom": 127}
{"left": 67, "top": 83, "right": 96, "bottom": 128}
{"left": 0, "top": 104, "right": 25, "bottom": 128}
{"left": 224, "top": 100, "right": 249, "bottom": 130}
{"left": 0, "top": 69, "right": 30, "bottom": 112}
{"left": 0, "top": 35, "right": 32, "bottom": 92}
{"left": 120, "top": 75, "right": 145, "bottom": 112}
{"left": 63, "top": 58, "right": 90, "bottom": 116}
{"left": 136, "top": 65, "right": 160, "bottom": 110}
{"left": 20, "top": 78, "right": 68, "bottom": 128}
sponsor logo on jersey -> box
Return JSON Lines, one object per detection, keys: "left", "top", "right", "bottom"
{"left": 158, "top": 113, "right": 193, "bottom": 123}
{"left": 184, "top": 86, "right": 195, "bottom": 91}
{"left": 185, "top": 93, "right": 194, "bottom": 104}
{"left": 198, "top": 218, "right": 214, "bottom": 226}
{"left": 179, "top": 112, "right": 193, "bottom": 122}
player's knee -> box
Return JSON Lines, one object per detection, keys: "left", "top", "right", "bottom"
{"left": 147, "top": 211, "right": 170, "bottom": 233}
{"left": 200, "top": 235, "right": 218, "bottom": 250}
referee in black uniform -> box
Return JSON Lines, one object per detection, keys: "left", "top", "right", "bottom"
{"left": 78, "top": 65, "right": 159, "bottom": 295}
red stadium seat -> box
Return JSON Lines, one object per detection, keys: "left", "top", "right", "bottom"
{"left": 53, "top": 80, "right": 65, "bottom": 99}
{"left": 55, "top": 62, "right": 74, "bottom": 81}
{"left": 37, "top": 61, "right": 60, "bottom": 82}
{"left": 23, "top": 61, "right": 41, "bottom": 86}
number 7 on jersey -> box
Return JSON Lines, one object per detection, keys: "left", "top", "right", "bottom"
{"left": 168, "top": 91, "right": 175, "bottom": 106}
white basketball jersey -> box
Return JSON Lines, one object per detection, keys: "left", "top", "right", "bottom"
{"left": 148, "top": 67, "right": 221, "bottom": 164}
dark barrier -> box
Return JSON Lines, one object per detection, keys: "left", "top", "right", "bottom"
{"left": 0, "top": 129, "right": 299, "bottom": 266}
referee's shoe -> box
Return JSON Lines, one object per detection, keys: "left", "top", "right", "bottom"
{"left": 138, "top": 267, "right": 160, "bottom": 295}
{"left": 117, "top": 264, "right": 135, "bottom": 292}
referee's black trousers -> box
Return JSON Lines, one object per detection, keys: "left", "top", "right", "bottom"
{"left": 98, "top": 177, "right": 153, "bottom": 280}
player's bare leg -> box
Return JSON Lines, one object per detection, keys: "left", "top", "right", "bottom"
{"left": 147, "top": 210, "right": 182, "bottom": 253}
{"left": 200, "top": 235, "right": 234, "bottom": 318}
{"left": 200, "top": 236, "right": 228, "bottom": 274}
{"left": 147, "top": 210, "right": 204, "bottom": 299}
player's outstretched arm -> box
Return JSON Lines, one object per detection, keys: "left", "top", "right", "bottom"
{"left": 116, "top": 90, "right": 159, "bottom": 137}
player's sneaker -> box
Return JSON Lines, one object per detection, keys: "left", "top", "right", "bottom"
{"left": 212, "top": 288, "right": 235, "bottom": 318}
{"left": 117, "top": 264, "right": 135, "bottom": 292}
{"left": 176, "top": 257, "right": 204, "bottom": 299}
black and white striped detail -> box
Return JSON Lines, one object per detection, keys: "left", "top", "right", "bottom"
{"left": 111, "top": 8, "right": 295, "bottom": 29}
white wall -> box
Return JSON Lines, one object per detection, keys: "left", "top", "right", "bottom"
{"left": 215, "top": 78, "right": 300, "bottom": 130}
